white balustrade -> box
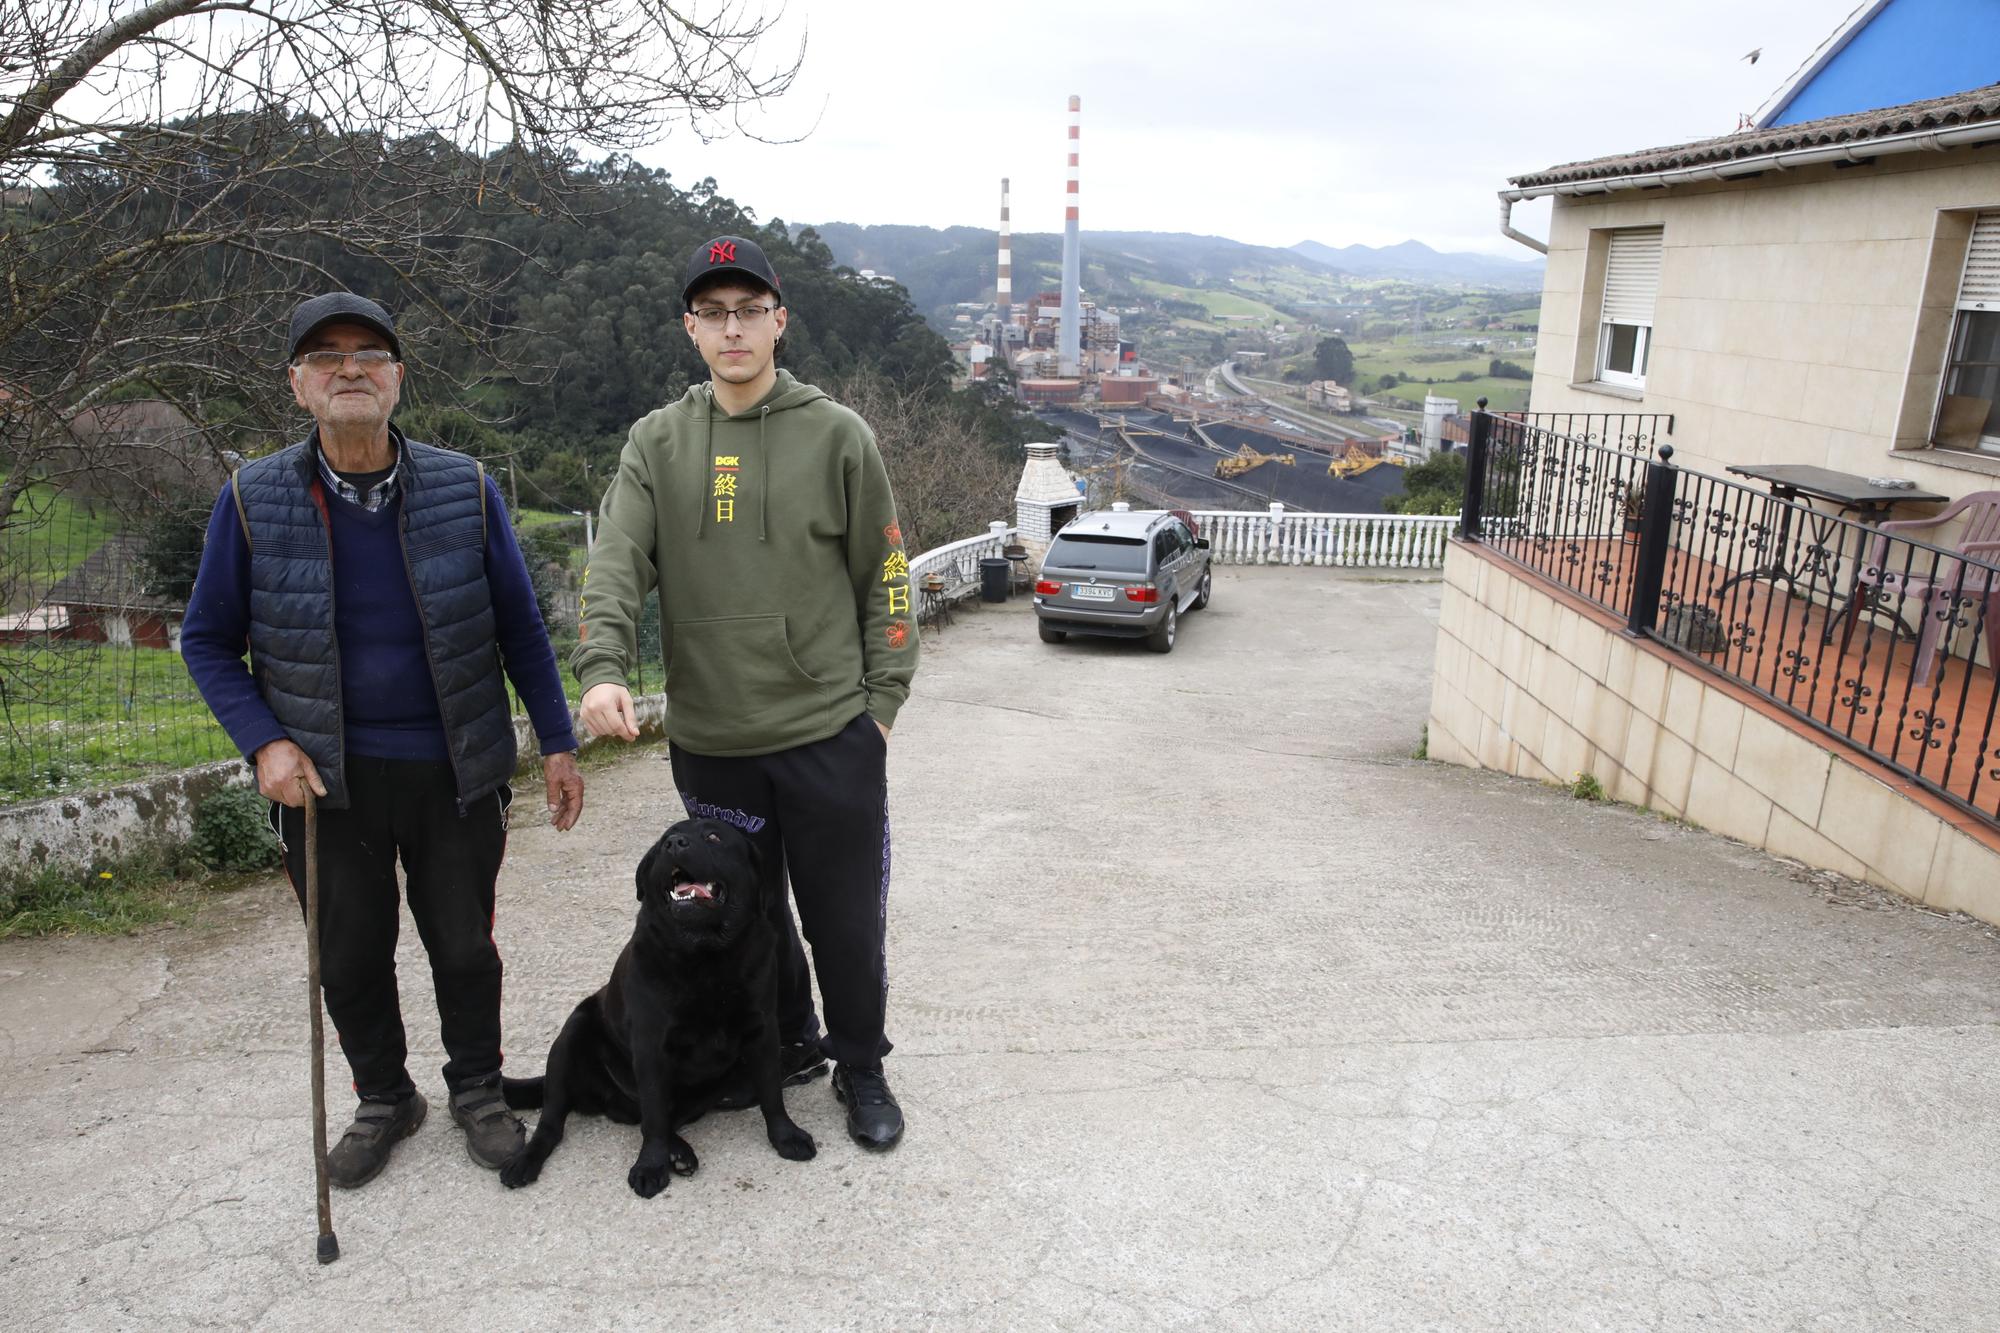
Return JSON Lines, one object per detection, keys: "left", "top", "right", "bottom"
{"left": 907, "top": 508, "right": 1458, "bottom": 592}
{"left": 1188, "top": 508, "right": 1457, "bottom": 567}
{"left": 910, "top": 526, "right": 1019, "bottom": 595}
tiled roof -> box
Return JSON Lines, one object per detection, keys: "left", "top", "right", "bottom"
{"left": 1508, "top": 84, "right": 2000, "bottom": 189}
{"left": 44, "top": 534, "right": 177, "bottom": 612}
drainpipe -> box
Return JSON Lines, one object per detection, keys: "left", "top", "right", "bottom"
{"left": 1498, "top": 195, "right": 1548, "bottom": 256}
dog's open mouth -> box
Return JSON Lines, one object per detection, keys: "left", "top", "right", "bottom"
{"left": 670, "top": 869, "right": 723, "bottom": 905}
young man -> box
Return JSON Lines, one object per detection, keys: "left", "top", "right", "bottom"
{"left": 182, "top": 292, "right": 585, "bottom": 1186}
{"left": 574, "top": 235, "right": 917, "bottom": 1150}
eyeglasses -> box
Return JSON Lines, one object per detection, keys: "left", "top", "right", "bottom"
{"left": 294, "top": 348, "right": 397, "bottom": 373}
{"left": 691, "top": 304, "right": 773, "bottom": 329}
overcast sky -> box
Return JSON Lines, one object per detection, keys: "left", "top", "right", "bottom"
{"left": 643, "top": 0, "right": 1858, "bottom": 258}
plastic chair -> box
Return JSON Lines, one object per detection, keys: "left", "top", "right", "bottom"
{"left": 1835, "top": 490, "right": 2000, "bottom": 686}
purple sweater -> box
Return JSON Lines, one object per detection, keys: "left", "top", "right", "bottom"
{"left": 181, "top": 473, "right": 577, "bottom": 766}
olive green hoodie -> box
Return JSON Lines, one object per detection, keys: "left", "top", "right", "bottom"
{"left": 572, "top": 370, "right": 919, "bottom": 757}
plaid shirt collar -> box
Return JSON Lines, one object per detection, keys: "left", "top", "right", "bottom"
{"left": 313, "top": 427, "right": 405, "bottom": 512}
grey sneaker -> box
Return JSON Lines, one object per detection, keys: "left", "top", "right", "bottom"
{"left": 326, "top": 1093, "right": 427, "bottom": 1189}
{"left": 449, "top": 1081, "right": 526, "bottom": 1169}
{"left": 832, "top": 1065, "right": 904, "bottom": 1152}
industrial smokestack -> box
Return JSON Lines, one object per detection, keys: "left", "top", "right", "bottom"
{"left": 997, "top": 177, "right": 1012, "bottom": 330}
{"left": 1058, "top": 94, "right": 1081, "bottom": 379}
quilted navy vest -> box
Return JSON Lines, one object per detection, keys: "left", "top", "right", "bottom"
{"left": 232, "top": 433, "right": 516, "bottom": 810}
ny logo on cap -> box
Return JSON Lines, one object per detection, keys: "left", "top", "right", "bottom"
{"left": 708, "top": 241, "right": 737, "bottom": 264}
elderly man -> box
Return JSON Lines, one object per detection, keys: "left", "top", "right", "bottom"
{"left": 182, "top": 293, "right": 584, "bottom": 1186}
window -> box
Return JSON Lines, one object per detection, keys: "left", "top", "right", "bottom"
{"left": 1045, "top": 533, "right": 1148, "bottom": 575}
{"left": 1598, "top": 228, "right": 1662, "bottom": 390}
{"left": 1937, "top": 212, "right": 2000, "bottom": 454}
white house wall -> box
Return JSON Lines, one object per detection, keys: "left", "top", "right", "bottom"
{"left": 1530, "top": 150, "right": 2000, "bottom": 493}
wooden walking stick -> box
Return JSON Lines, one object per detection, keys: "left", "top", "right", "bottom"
{"left": 303, "top": 782, "right": 339, "bottom": 1264}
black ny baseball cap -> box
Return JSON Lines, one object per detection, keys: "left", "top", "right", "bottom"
{"left": 287, "top": 292, "right": 401, "bottom": 362}
{"left": 682, "top": 236, "right": 782, "bottom": 310}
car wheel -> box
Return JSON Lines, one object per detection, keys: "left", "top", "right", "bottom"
{"left": 1146, "top": 603, "right": 1177, "bottom": 654}
{"left": 1038, "top": 621, "right": 1067, "bottom": 644}
{"left": 1191, "top": 569, "right": 1211, "bottom": 611}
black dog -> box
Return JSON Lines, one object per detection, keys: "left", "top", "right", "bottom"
{"left": 498, "top": 817, "right": 815, "bottom": 1196}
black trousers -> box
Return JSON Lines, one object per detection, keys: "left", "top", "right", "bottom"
{"left": 276, "top": 756, "right": 510, "bottom": 1103}
{"left": 669, "top": 711, "right": 894, "bottom": 1073}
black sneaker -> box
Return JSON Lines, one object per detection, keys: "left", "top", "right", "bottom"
{"left": 326, "top": 1093, "right": 426, "bottom": 1189}
{"left": 713, "top": 1040, "right": 830, "bottom": 1111}
{"left": 449, "top": 1081, "right": 526, "bottom": 1170}
{"left": 832, "top": 1065, "right": 904, "bottom": 1152}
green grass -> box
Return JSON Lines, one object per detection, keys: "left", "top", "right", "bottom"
{"left": 0, "top": 644, "right": 236, "bottom": 801}
{"left": 0, "top": 839, "right": 216, "bottom": 938}
{"left": 1, "top": 480, "right": 122, "bottom": 613}
{"left": 1373, "top": 376, "right": 1531, "bottom": 414}
{"left": 513, "top": 507, "right": 587, "bottom": 531}
{"left": 1130, "top": 277, "right": 1287, "bottom": 325}
{"left": 1347, "top": 335, "right": 1537, "bottom": 413}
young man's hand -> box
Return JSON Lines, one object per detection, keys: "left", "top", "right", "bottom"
{"left": 254, "top": 739, "right": 326, "bottom": 806}
{"left": 877, "top": 721, "right": 891, "bottom": 743}
{"left": 544, "top": 751, "right": 584, "bottom": 830}
{"left": 580, "top": 682, "right": 641, "bottom": 741}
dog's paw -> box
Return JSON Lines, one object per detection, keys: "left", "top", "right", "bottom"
{"left": 668, "top": 1133, "right": 699, "bottom": 1177}
{"left": 770, "top": 1123, "right": 817, "bottom": 1162}
{"left": 628, "top": 1160, "right": 671, "bottom": 1198}
{"left": 499, "top": 1144, "right": 546, "bottom": 1190}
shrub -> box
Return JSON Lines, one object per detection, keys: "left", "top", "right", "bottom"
{"left": 192, "top": 783, "right": 281, "bottom": 872}
{"left": 1567, "top": 772, "right": 1607, "bottom": 802}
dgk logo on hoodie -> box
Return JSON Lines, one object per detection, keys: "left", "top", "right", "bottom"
{"left": 712, "top": 455, "right": 740, "bottom": 523}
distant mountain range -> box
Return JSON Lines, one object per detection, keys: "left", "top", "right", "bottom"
{"left": 1290, "top": 239, "right": 1543, "bottom": 288}
{"left": 798, "top": 223, "right": 1546, "bottom": 321}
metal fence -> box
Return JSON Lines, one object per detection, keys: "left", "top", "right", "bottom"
{"left": 0, "top": 509, "right": 622, "bottom": 806}
{"left": 1462, "top": 407, "right": 2000, "bottom": 830}
{"left": 0, "top": 501, "right": 234, "bottom": 802}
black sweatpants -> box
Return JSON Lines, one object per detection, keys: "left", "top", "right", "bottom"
{"left": 275, "top": 756, "right": 511, "bottom": 1103}
{"left": 669, "top": 711, "right": 893, "bottom": 1073}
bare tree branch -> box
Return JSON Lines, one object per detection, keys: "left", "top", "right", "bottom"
{"left": 0, "top": 0, "right": 802, "bottom": 535}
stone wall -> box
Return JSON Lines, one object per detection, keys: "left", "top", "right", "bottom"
{"left": 1427, "top": 541, "right": 2000, "bottom": 922}
{"left": 0, "top": 696, "right": 671, "bottom": 877}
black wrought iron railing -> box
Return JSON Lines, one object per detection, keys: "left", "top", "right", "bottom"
{"left": 1493, "top": 411, "right": 1677, "bottom": 455}
{"left": 1460, "top": 405, "right": 2000, "bottom": 830}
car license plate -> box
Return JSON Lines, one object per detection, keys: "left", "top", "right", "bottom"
{"left": 1073, "top": 585, "right": 1115, "bottom": 601}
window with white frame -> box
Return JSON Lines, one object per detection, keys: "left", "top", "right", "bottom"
{"left": 1597, "top": 228, "right": 1662, "bottom": 390}
{"left": 1937, "top": 212, "right": 2000, "bottom": 454}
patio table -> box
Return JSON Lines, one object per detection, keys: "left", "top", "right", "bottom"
{"left": 1716, "top": 464, "right": 1947, "bottom": 634}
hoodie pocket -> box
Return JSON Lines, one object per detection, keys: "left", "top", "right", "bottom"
{"left": 666, "top": 615, "right": 830, "bottom": 749}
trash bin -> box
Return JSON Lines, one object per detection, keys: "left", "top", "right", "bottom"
{"left": 979, "top": 556, "right": 1011, "bottom": 603}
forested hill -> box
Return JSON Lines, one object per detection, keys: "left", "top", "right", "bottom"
{"left": 475, "top": 166, "right": 977, "bottom": 507}
{"left": 799, "top": 222, "right": 1546, "bottom": 330}
{"left": 801, "top": 222, "right": 1323, "bottom": 322}
{"left": 9, "top": 114, "right": 1015, "bottom": 518}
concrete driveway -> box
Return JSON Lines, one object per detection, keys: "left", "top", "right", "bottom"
{"left": 5, "top": 566, "right": 2000, "bottom": 1331}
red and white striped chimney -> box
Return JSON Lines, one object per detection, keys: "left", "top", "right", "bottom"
{"left": 998, "top": 177, "right": 1012, "bottom": 328}
{"left": 1059, "top": 94, "right": 1081, "bottom": 378}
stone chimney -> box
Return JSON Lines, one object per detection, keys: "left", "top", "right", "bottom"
{"left": 1014, "top": 441, "right": 1084, "bottom": 560}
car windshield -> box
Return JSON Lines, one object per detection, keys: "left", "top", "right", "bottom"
{"left": 1046, "top": 533, "right": 1149, "bottom": 574}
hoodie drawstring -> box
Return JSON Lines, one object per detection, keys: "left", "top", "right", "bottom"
{"left": 698, "top": 390, "right": 716, "bottom": 537}
{"left": 758, "top": 406, "right": 770, "bottom": 542}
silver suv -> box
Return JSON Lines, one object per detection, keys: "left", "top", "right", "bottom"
{"left": 1033, "top": 506, "right": 1212, "bottom": 653}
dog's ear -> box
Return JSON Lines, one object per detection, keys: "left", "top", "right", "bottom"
{"left": 635, "top": 839, "right": 662, "bottom": 902}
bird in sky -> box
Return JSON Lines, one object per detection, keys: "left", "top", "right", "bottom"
{"left": 1742, "top": 47, "right": 1762, "bottom": 64}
